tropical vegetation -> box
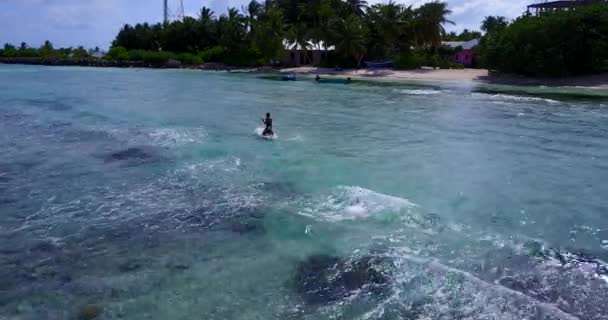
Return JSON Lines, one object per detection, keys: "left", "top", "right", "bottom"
{"left": 443, "top": 29, "right": 482, "bottom": 42}
{"left": 0, "top": 41, "right": 95, "bottom": 60}
{"left": 478, "top": 4, "right": 608, "bottom": 77}
{"left": 108, "top": 0, "right": 456, "bottom": 68}
{"left": 6, "top": 1, "right": 607, "bottom": 78}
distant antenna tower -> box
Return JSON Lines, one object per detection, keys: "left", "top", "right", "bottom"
{"left": 163, "top": 0, "right": 185, "bottom": 23}
{"left": 164, "top": 0, "right": 168, "bottom": 23}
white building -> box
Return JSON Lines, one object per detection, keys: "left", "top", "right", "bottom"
{"left": 282, "top": 40, "right": 335, "bottom": 67}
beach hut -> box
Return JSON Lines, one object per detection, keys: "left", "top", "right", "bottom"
{"left": 527, "top": 0, "right": 605, "bottom": 16}
{"left": 282, "top": 40, "right": 335, "bottom": 67}
{"left": 441, "top": 39, "right": 480, "bottom": 67}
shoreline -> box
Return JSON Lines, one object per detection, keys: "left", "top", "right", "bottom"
{"left": 277, "top": 67, "right": 608, "bottom": 90}
{"left": 2, "top": 59, "right": 607, "bottom": 91}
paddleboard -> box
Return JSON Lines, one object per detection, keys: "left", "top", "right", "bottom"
{"left": 255, "top": 127, "right": 278, "bottom": 140}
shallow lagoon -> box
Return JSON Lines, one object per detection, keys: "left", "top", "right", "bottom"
{"left": 1, "top": 65, "right": 607, "bottom": 320}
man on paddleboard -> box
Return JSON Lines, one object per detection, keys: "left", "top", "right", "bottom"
{"left": 262, "top": 113, "right": 273, "bottom": 136}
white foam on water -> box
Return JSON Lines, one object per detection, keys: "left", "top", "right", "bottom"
{"left": 473, "top": 92, "right": 560, "bottom": 104}
{"left": 255, "top": 127, "right": 278, "bottom": 140}
{"left": 297, "top": 186, "right": 417, "bottom": 222}
{"left": 376, "top": 248, "right": 584, "bottom": 320}
{"left": 285, "top": 134, "right": 304, "bottom": 142}
{"left": 146, "top": 127, "right": 207, "bottom": 146}
{"left": 182, "top": 157, "right": 242, "bottom": 174}
{"left": 398, "top": 89, "right": 442, "bottom": 95}
{"left": 100, "top": 126, "right": 207, "bottom": 147}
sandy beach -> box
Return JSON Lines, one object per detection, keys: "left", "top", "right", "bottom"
{"left": 280, "top": 67, "right": 488, "bottom": 82}
{"left": 279, "top": 67, "right": 608, "bottom": 90}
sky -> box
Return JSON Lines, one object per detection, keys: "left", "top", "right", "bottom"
{"left": 0, "top": 0, "right": 533, "bottom": 49}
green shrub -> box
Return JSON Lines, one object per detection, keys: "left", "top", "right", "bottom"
{"left": 128, "top": 50, "right": 146, "bottom": 61}
{"left": 177, "top": 52, "right": 202, "bottom": 65}
{"left": 199, "top": 46, "right": 225, "bottom": 62}
{"left": 448, "top": 62, "right": 465, "bottom": 69}
{"left": 17, "top": 48, "right": 39, "bottom": 58}
{"left": 222, "top": 48, "right": 262, "bottom": 67}
{"left": 395, "top": 51, "right": 424, "bottom": 70}
{"left": 425, "top": 55, "right": 441, "bottom": 68}
{"left": 438, "top": 57, "right": 451, "bottom": 69}
{"left": 142, "top": 51, "right": 175, "bottom": 66}
{"left": 106, "top": 46, "right": 129, "bottom": 61}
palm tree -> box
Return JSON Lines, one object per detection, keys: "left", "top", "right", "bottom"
{"left": 198, "top": 7, "right": 216, "bottom": 49}
{"left": 287, "top": 22, "right": 311, "bottom": 64}
{"left": 414, "top": 1, "right": 454, "bottom": 48}
{"left": 245, "top": 0, "right": 263, "bottom": 32}
{"left": 481, "top": 16, "right": 508, "bottom": 34}
{"left": 218, "top": 7, "right": 247, "bottom": 52}
{"left": 254, "top": 8, "right": 286, "bottom": 62}
{"left": 315, "top": 1, "right": 336, "bottom": 56}
{"left": 366, "top": 1, "right": 404, "bottom": 57}
{"left": 199, "top": 6, "right": 215, "bottom": 23}
{"left": 42, "top": 40, "right": 54, "bottom": 50}
{"left": 227, "top": 7, "right": 245, "bottom": 23}
{"left": 345, "top": 0, "right": 368, "bottom": 17}
{"left": 333, "top": 15, "right": 368, "bottom": 67}
{"left": 247, "top": 0, "right": 263, "bottom": 19}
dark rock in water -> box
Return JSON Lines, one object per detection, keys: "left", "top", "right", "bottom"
{"left": 230, "top": 220, "right": 263, "bottom": 234}
{"left": 118, "top": 259, "right": 143, "bottom": 273}
{"left": 30, "top": 240, "right": 59, "bottom": 252}
{"left": 398, "top": 296, "right": 432, "bottom": 320}
{"left": 26, "top": 98, "right": 73, "bottom": 111}
{"left": 498, "top": 276, "right": 541, "bottom": 293}
{"left": 222, "top": 207, "right": 266, "bottom": 235}
{"left": 106, "top": 147, "right": 155, "bottom": 162}
{"left": 228, "top": 211, "right": 265, "bottom": 235}
{"left": 0, "top": 197, "right": 17, "bottom": 205}
{"left": 77, "top": 304, "right": 102, "bottom": 320}
{"left": 294, "top": 254, "right": 389, "bottom": 304}
{"left": 523, "top": 240, "right": 545, "bottom": 258}
{"left": 166, "top": 262, "right": 190, "bottom": 271}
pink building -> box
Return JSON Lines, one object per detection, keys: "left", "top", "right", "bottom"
{"left": 452, "top": 49, "right": 476, "bottom": 67}
{"left": 442, "top": 39, "right": 479, "bottom": 67}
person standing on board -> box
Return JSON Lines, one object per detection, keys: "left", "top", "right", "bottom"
{"left": 262, "top": 113, "right": 273, "bottom": 136}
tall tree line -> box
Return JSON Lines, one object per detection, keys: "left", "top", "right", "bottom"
{"left": 478, "top": 4, "right": 608, "bottom": 76}
{"left": 0, "top": 41, "right": 98, "bottom": 59}
{"left": 111, "top": 0, "right": 454, "bottom": 67}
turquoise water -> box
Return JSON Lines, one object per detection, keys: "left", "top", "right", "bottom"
{"left": 1, "top": 64, "right": 608, "bottom": 320}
